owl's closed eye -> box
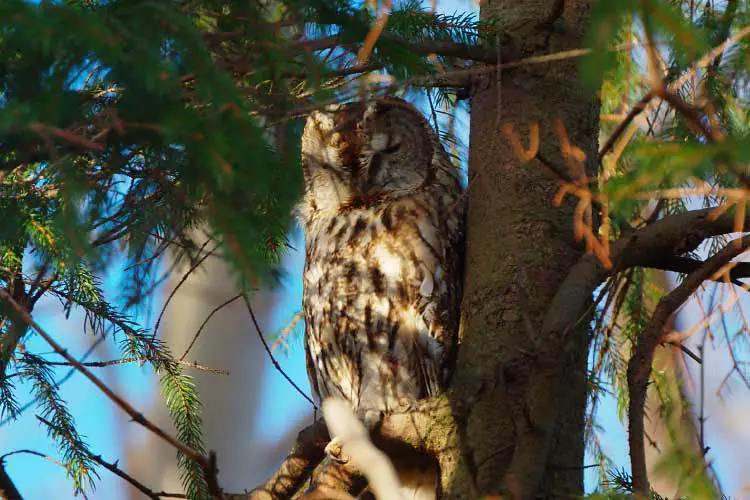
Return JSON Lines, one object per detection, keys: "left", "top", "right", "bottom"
{"left": 300, "top": 97, "right": 438, "bottom": 218}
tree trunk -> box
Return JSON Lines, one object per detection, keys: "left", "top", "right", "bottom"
{"left": 446, "top": 1, "right": 600, "bottom": 498}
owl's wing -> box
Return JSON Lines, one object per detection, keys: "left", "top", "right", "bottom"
{"left": 406, "top": 180, "right": 465, "bottom": 397}
{"left": 439, "top": 193, "right": 465, "bottom": 388}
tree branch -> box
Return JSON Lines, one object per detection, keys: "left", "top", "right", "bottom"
{"left": 247, "top": 395, "right": 461, "bottom": 500}
{"left": 502, "top": 207, "right": 750, "bottom": 497}
{"left": 304, "top": 33, "right": 516, "bottom": 65}
{"left": 91, "top": 453, "right": 186, "bottom": 500}
{"left": 540, "top": 208, "right": 745, "bottom": 356}
{"left": 40, "top": 357, "right": 229, "bottom": 374}
{"left": 243, "top": 295, "right": 317, "bottom": 409}
{"left": 627, "top": 234, "right": 750, "bottom": 498}
{"left": 647, "top": 255, "right": 750, "bottom": 285}
{"left": 0, "top": 289, "right": 209, "bottom": 469}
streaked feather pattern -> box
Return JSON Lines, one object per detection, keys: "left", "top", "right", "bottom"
{"left": 300, "top": 97, "right": 465, "bottom": 424}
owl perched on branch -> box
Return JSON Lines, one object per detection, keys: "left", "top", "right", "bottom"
{"left": 299, "top": 96, "right": 465, "bottom": 429}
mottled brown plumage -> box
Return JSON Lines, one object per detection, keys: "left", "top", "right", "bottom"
{"left": 299, "top": 97, "right": 465, "bottom": 425}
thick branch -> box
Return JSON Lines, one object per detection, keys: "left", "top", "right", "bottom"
{"left": 298, "top": 461, "right": 365, "bottom": 500}
{"left": 627, "top": 234, "right": 750, "bottom": 498}
{"left": 247, "top": 395, "right": 461, "bottom": 500}
{"left": 540, "top": 208, "right": 742, "bottom": 356}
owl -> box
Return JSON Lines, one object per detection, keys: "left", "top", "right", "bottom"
{"left": 299, "top": 96, "right": 465, "bottom": 426}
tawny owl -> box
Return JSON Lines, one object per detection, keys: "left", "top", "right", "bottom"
{"left": 299, "top": 96, "right": 465, "bottom": 426}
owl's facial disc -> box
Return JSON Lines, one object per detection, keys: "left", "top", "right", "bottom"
{"left": 357, "top": 100, "right": 431, "bottom": 196}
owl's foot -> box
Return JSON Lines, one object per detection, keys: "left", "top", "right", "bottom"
{"left": 324, "top": 436, "right": 349, "bottom": 464}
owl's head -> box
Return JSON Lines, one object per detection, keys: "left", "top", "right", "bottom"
{"left": 301, "top": 97, "right": 438, "bottom": 213}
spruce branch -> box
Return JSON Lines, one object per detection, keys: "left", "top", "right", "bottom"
{"left": 40, "top": 357, "right": 228, "bottom": 375}
{"left": 19, "top": 353, "right": 99, "bottom": 493}
{"left": 0, "top": 288, "right": 209, "bottom": 469}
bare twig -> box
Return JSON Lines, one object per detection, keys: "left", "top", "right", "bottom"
{"left": 180, "top": 294, "right": 243, "bottom": 361}
{"left": 242, "top": 295, "right": 317, "bottom": 409}
{"left": 666, "top": 341, "right": 702, "bottom": 364}
{"left": 0, "top": 449, "right": 64, "bottom": 468}
{"left": 152, "top": 239, "right": 216, "bottom": 340}
{"left": 626, "top": 234, "right": 750, "bottom": 498}
{"left": 599, "top": 91, "right": 654, "bottom": 160}
{"left": 41, "top": 357, "right": 228, "bottom": 375}
{"left": 90, "top": 453, "right": 186, "bottom": 499}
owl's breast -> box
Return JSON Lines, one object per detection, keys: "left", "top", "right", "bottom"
{"left": 303, "top": 197, "right": 449, "bottom": 362}
{"left": 303, "top": 199, "right": 442, "bottom": 300}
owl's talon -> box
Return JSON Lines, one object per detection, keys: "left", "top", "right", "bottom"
{"left": 325, "top": 437, "right": 348, "bottom": 463}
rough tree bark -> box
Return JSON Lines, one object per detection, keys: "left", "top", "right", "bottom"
{"left": 446, "top": 0, "right": 599, "bottom": 498}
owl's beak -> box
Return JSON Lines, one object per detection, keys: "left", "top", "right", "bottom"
{"left": 355, "top": 175, "right": 370, "bottom": 197}
{"left": 355, "top": 154, "right": 379, "bottom": 197}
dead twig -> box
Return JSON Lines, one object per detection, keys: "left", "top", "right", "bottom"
{"left": 90, "top": 453, "right": 186, "bottom": 499}
{"left": 152, "top": 239, "right": 216, "bottom": 341}
{"left": 180, "top": 294, "right": 243, "bottom": 361}
{"left": 242, "top": 295, "right": 317, "bottom": 409}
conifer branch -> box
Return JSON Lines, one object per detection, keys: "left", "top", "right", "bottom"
{"left": 40, "top": 357, "right": 228, "bottom": 375}
{"left": 0, "top": 288, "right": 209, "bottom": 469}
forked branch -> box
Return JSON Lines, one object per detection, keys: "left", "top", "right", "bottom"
{"left": 503, "top": 208, "right": 750, "bottom": 498}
